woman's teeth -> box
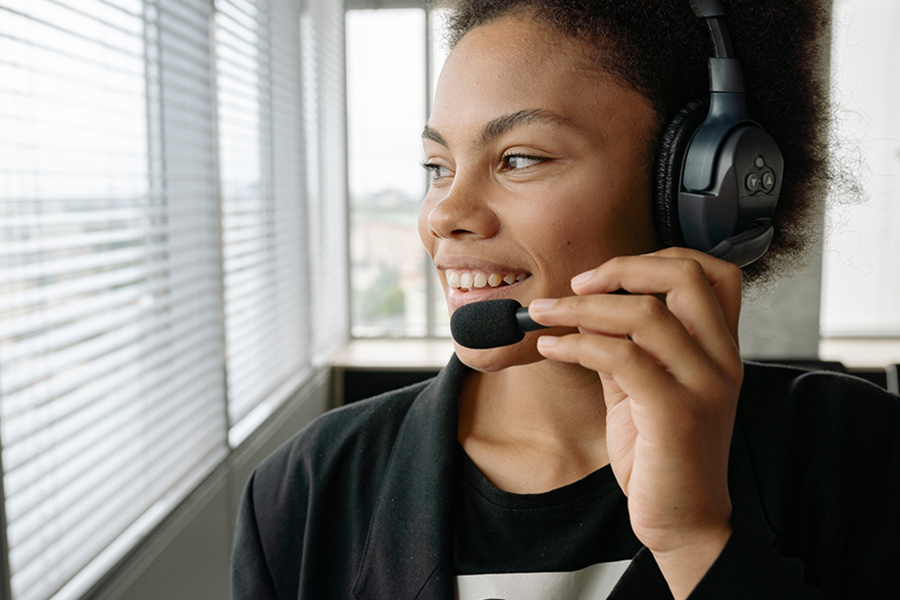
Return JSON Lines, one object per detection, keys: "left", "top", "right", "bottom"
{"left": 445, "top": 269, "right": 528, "bottom": 291}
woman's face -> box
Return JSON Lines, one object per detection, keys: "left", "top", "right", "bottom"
{"left": 419, "top": 15, "right": 660, "bottom": 371}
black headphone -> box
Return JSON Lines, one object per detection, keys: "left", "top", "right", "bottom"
{"left": 653, "top": 0, "right": 783, "bottom": 267}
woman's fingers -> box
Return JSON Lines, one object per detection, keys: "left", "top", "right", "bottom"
{"left": 571, "top": 248, "right": 743, "bottom": 341}
{"left": 529, "top": 248, "right": 744, "bottom": 432}
{"left": 560, "top": 249, "right": 743, "bottom": 380}
{"left": 532, "top": 293, "right": 716, "bottom": 391}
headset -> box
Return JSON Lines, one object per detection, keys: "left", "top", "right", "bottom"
{"left": 653, "top": 0, "right": 784, "bottom": 268}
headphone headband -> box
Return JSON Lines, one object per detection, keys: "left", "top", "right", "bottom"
{"left": 689, "top": 0, "right": 726, "bottom": 18}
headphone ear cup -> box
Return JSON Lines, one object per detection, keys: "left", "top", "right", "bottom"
{"left": 653, "top": 98, "right": 709, "bottom": 247}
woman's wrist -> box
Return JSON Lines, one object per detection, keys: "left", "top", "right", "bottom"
{"left": 650, "top": 523, "right": 733, "bottom": 600}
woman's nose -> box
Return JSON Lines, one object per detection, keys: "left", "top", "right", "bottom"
{"left": 425, "top": 179, "right": 500, "bottom": 241}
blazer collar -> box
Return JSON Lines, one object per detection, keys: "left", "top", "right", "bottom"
{"left": 353, "top": 354, "right": 468, "bottom": 600}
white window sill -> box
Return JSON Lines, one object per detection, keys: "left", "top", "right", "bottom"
{"left": 331, "top": 338, "right": 456, "bottom": 370}
{"left": 819, "top": 338, "right": 900, "bottom": 368}
{"left": 330, "top": 337, "right": 900, "bottom": 371}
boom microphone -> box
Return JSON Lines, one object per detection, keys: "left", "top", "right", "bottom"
{"left": 450, "top": 299, "right": 548, "bottom": 349}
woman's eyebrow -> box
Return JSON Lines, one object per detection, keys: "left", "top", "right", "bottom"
{"left": 421, "top": 125, "right": 448, "bottom": 147}
{"left": 478, "top": 109, "right": 575, "bottom": 147}
{"left": 421, "top": 109, "right": 575, "bottom": 150}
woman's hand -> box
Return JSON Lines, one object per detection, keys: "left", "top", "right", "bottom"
{"left": 528, "top": 247, "right": 744, "bottom": 599}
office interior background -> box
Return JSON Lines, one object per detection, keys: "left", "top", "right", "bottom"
{"left": 0, "top": 0, "right": 897, "bottom": 599}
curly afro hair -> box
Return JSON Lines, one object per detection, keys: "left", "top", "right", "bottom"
{"left": 436, "top": 0, "right": 833, "bottom": 285}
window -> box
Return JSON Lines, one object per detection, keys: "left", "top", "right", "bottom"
{"left": 0, "top": 1, "right": 347, "bottom": 599}
{"left": 348, "top": 1, "right": 900, "bottom": 363}
{"left": 821, "top": 0, "right": 900, "bottom": 338}
{"left": 346, "top": 5, "right": 449, "bottom": 338}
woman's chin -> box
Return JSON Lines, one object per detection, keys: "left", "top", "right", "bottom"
{"left": 452, "top": 334, "right": 545, "bottom": 373}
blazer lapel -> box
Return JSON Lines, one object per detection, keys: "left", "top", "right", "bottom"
{"left": 353, "top": 355, "right": 468, "bottom": 600}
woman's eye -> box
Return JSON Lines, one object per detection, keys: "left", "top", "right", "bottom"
{"left": 501, "top": 154, "right": 544, "bottom": 171}
{"left": 421, "top": 162, "right": 453, "bottom": 180}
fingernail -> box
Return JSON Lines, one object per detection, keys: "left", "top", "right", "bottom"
{"left": 570, "top": 270, "right": 593, "bottom": 287}
{"left": 529, "top": 298, "right": 558, "bottom": 311}
{"left": 537, "top": 335, "right": 558, "bottom": 348}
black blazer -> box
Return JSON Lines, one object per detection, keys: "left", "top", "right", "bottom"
{"left": 232, "top": 355, "right": 900, "bottom": 599}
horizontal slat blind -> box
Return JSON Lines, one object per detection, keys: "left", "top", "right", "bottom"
{"left": 216, "top": 0, "right": 310, "bottom": 428}
{"left": 303, "top": 0, "right": 348, "bottom": 357}
{"left": 269, "top": 0, "right": 309, "bottom": 372}
{"left": 0, "top": 1, "right": 227, "bottom": 599}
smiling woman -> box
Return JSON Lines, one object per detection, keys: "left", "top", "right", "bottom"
{"left": 232, "top": 2, "right": 900, "bottom": 599}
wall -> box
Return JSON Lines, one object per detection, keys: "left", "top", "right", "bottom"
{"left": 739, "top": 250, "right": 824, "bottom": 359}
{"left": 81, "top": 368, "right": 332, "bottom": 600}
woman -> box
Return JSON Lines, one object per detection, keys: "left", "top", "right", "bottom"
{"left": 232, "top": 1, "right": 899, "bottom": 598}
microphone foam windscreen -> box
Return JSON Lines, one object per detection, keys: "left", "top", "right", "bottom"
{"left": 450, "top": 299, "right": 525, "bottom": 349}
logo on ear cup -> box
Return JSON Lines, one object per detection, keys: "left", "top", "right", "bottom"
{"left": 747, "top": 155, "right": 776, "bottom": 194}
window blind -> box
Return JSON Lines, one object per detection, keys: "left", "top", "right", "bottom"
{"left": 214, "top": 0, "right": 311, "bottom": 429}
{"left": 269, "top": 0, "right": 310, "bottom": 370}
{"left": 0, "top": 1, "right": 227, "bottom": 599}
{"left": 0, "top": 0, "right": 345, "bottom": 596}
{"left": 303, "top": 0, "right": 349, "bottom": 357}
